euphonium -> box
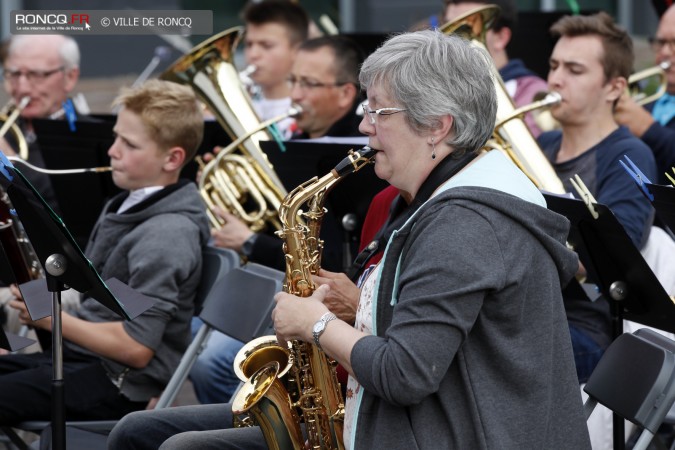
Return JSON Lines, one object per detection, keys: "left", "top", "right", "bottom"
{"left": 198, "top": 104, "right": 301, "bottom": 231}
{"left": 160, "top": 26, "right": 291, "bottom": 232}
{"left": 0, "top": 96, "right": 30, "bottom": 160}
{"left": 231, "top": 146, "right": 377, "bottom": 450}
{"left": 440, "top": 5, "right": 565, "bottom": 194}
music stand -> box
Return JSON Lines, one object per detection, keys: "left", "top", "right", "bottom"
{"left": 261, "top": 139, "right": 388, "bottom": 271}
{"left": 0, "top": 154, "right": 154, "bottom": 450}
{"left": 544, "top": 193, "right": 675, "bottom": 450}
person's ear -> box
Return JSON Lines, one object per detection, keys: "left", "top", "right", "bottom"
{"left": 337, "top": 83, "right": 358, "bottom": 108}
{"left": 164, "top": 146, "right": 186, "bottom": 172}
{"left": 492, "top": 27, "right": 512, "bottom": 52}
{"left": 63, "top": 66, "right": 79, "bottom": 93}
{"left": 432, "top": 114, "right": 454, "bottom": 143}
{"left": 606, "top": 76, "right": 628, "bottom": 103}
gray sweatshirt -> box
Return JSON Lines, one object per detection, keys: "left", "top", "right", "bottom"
{"left": 68, "top": 180, "right": 210, "bottom": 401}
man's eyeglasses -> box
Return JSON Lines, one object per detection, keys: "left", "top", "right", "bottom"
{"left": 361, "top": 102, "right": 407, "bottom": 125}
{"left": 287, "top": 76, "right": 347, "bottom": 90}
{"left": 2, "top": 66, "right": 65, "bottom": 84}
{"left": 650, "top": 37, "right": 675, "bottom": 52}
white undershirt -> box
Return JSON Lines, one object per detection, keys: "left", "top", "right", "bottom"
{"left": 117, "top": 186, "right": 163, "bottom": 213}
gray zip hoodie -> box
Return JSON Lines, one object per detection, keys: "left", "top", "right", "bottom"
{"left": 68, "top": 180, "right": 210, "bottom": 401}
{"left": 349, "top": 175, "right": 590, "bottom": 449}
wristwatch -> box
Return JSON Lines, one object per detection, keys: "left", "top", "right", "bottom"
{"left": 312, "top": 312, "right": 337, "bottom": 351}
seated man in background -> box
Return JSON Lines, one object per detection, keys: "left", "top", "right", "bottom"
{"left": 539, "top": 11, "right": 656, "bottom": 381}
{"left": 212, "top": 35, "right": 365, "bottom": 270}
{"left": 0, "top": 79, "right": 210, "bottom": 424}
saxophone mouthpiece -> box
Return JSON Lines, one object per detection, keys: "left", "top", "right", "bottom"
{"left": 333, "top": 146, "right": 376, "bottom": 178}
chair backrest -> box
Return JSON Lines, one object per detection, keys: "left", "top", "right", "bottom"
{"left": 193, "top": 246, "right": 240, "bottom": 314}
{"left": 199, "top": 263, "right": 284, "bottom": 343}
{"left": 584, "top": 329, "right": 675, "bottom": 436}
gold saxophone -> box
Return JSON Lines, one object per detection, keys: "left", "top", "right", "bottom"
{"left": 231, "top": 146, "right": 377, "bottom": 450}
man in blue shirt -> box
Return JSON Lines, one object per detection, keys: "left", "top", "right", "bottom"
{"left": 538, "top": 12, "right": 657, "bottom": 384}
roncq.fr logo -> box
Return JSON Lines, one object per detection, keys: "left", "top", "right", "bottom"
{"left": 15, "top": 14, "right": 90, "bottom": 26}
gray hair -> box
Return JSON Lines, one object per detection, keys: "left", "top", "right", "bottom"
{"left": 8, "top": 35, "right": 80, "bottom": 70}
{"left": 359, "top": 29, "right": 497, "bottom": 153}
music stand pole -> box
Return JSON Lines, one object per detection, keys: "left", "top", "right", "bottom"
{"left": 45, "top": 254, "right": 68, "bottom": 450}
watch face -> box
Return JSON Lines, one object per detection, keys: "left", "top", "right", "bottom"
{"left": 313, "top": 321, "right": 324, "bottom": 334}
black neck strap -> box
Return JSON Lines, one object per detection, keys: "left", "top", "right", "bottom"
{"left": 346, "top": 150, "right": 476, "bottom": 281}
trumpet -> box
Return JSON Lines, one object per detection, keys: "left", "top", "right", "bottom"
{"left": 627, "top": 61, "right": 670, "bottom": 106}
{"left": 0, "top": 96, "right": 30, "bottom": 160}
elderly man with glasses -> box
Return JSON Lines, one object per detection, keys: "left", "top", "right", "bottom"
{"left": 0, "top": 34, "right": 84, "bottom": 213}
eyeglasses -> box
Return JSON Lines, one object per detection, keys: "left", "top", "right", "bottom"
{"left": 2, "top": 66, "right": 65, "bottom": 84}
{"left": 650, "top": 37, "right": 675, "bottom": 52}
{"left": 361, "top": 102, "right": 407, "bottom": 125}
{"left": 287, "top": 76, "right": 347, "bottom": 91}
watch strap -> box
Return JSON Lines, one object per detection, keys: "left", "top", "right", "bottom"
{"left": 313, "top": 312, "right": 337, "bottom": 351}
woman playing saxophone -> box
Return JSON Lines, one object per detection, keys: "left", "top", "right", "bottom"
{"left": 272, "top": 29, "right": 591, "bottom": 450}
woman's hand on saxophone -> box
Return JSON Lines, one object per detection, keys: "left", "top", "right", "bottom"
{"left": 272, "top": 284, "right": 331, "bottom": 344}
{"left": 312, "top": 269, "right": 359, "bottom": 325}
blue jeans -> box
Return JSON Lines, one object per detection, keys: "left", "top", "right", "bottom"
{"left": 189, "top": 317, "right": 244, "bottom": 404}
{"left": 569, "top": 324, "right": 605, "bottom": 384}
{"left": 108, "top": 403, "right": 268, "bottom": 450}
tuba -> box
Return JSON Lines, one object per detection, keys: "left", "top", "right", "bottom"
{"left": 160, "top": 27, "right": 293, "bottom": 232}
{"left": 440, "top": 5, "right": 565, "bottom": 194}
{"left": 231, "top": 146, "right": 377, "bottom": 450}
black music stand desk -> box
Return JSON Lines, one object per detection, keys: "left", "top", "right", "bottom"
{"left": 545, "top": 194, "right": 675, "bottom": 334}
{"left": 544, "top": 193, "right": 675, "bottom": 450}
{"left": 0, "top": 153, "right": 154, "bottom": 450}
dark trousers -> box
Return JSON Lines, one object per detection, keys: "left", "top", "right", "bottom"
{"left": 0, "top": 347, "right": 146, "bottom": 425}
{"left": 569, "top": 324, "right": 605, "bottom": 384}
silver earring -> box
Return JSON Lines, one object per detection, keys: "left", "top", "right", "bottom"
{"left": 431, "top": 138, "right": 436, "bottom": 160}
